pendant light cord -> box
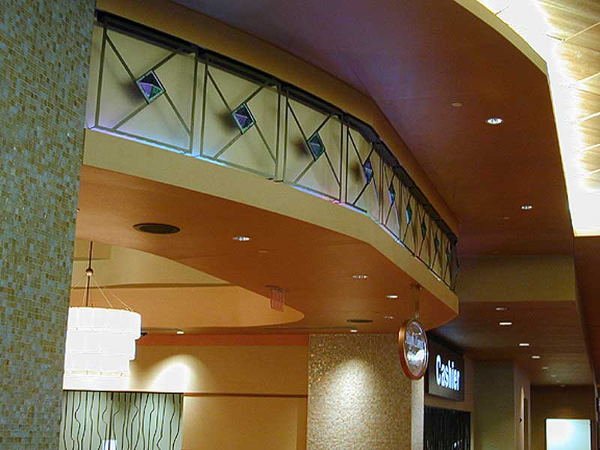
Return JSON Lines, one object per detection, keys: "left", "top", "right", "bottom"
{"left": 84, "top": 241, "right": 94, "bottom": 307}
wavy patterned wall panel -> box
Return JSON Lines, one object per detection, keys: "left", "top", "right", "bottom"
{"left": 59, "top": 391, "right": 183, "bottom": 450}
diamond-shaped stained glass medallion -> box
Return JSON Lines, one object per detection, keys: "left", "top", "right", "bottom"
{"left": 306, "top": 132, "right": 326, "bottom": 160}
{"left": 135, "top": 70, "right": 165, "bottom": 104}
{"left": 405, "top": 202, "right": 413, "bottom": 225}
{"left": 231, "top": 103, "right": 256, "bottom": 134}
{"left": 388, "top": 182, "right": 396, "bottom": 205}
{"left": 363, "top": 158, "right": 374, "bottom": 184}
{"left": 421, "top": 219, "right": 427, "bottom": 238}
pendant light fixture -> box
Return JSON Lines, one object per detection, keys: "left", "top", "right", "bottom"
{"left": 63, "top": 242, "right": 142, "bottom": 388}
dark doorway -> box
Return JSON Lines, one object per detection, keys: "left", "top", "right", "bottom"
{"left": 425, "top": 406, "right": 471, "bottom": 450}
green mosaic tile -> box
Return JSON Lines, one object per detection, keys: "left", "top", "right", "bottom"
{"left": 0, "top": 1, "right": 94, "bottom": 447}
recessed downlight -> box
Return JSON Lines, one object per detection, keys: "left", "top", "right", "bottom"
{"left": 499, "top": 321, "right": 513, "bottom": 326}
{"left": 387, "top": 294, "right": 398, "bottom": 299}
{"left": 495, "top": 306, "right": 509, "bottom": 311}
{"left": 383, "top": 315, "right": 395, "bottom": 320}
{"left": 519, "top": 343, "right": 530, "bottom": 347}
{"left": 352, "top": 275, "right": 368, "bottom": 280}
{"left": 486, "top": 117, "right": 503, "bottom": 125}
{"left": 521, "top": 205, "right": 533, "bottom": 210}
{"left": 347, "top": 319, "right": 373, "bottom": 324}
{"left": 133, "top": 223, "right": 180, "bottom": 234}
{"left": 176, "top": 330, "right": 184, "bottom": 335}
{"left": 551, "top": 374, "right": 557, "bottom": 378}
{"left": 233, "top": 235, "right": 251, "bottom": 242}
{"left": 350, "top": 329, "right": 358, "bottom": 333}
{"left": 532, "top": 355, "right": 541, "bottom": 359}
{"left": 452, "top": 102, "right": 463, "bottom": 108}
{"left": 542, "top": 366, "right": 549, "bottom": 370}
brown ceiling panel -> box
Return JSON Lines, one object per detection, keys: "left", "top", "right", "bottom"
{"left": 434, "top": 301, "right": 592, "bottom": 385}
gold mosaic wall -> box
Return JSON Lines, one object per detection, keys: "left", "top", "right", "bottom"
{"left": 308, "top": 334, "right": 423, "bottom": 450}
{"left": 0, "top": 1, "right": 94, "bottom": 447}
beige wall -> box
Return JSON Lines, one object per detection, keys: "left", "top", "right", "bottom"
{"left": 531, "top": 386, "right": 596, "bottom": 450}
{"left": 307, "top": 334, "right": 422, "bottom": 450}
{"left": 474, "top": 361, "right": 516, "bottom": 450}
{"left": 129, "top": 343, "right": 309, "bottom": 450}
{"left": 457, "top": 256, "right": 576, "bottom": 303}
{"left": 473, "top": 361, "right": 532, "bottom": 450}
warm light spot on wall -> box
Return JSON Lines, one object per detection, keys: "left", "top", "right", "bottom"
{"left": 149, "top": 356, "right": 194, "bottom": 392}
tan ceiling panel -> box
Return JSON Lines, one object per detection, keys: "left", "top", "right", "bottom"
{"left": 76, "top": 165, "right": 456, "bottom": 333}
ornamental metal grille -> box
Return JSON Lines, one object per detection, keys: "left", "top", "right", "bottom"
{"left": 86, "top": 15, "right": 459, "bottom": 290}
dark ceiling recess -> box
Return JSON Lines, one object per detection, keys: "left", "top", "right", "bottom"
{"left": 347, "top": 319, "right": 374, "bottom": 324}
{"left": 133, "top": 223, "right": 181, "bottom": 235}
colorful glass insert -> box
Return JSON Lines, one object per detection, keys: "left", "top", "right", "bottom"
{"left": 135, "top": 70, "right": 165, "bottom": 103}
{"left": 231, "top": 103, "right": 256, "bottom": 134}
{"left": 363, "top": 158, "right": 374, "bottom": 184}
{"left": 406, "top": 202, "right": 413, "bottom": 225}
{"left": 388, "top": 181, "right": 396, "bottom": 205}
{"left": 306, "top": 132, "right": 326, "bottom": 160}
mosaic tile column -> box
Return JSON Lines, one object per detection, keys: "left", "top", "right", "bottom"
{"left": 0, "top": 1, "right": 94, "bottom": 447}
{"left": 308, "top": 334, "right": 424, "bottom": 450}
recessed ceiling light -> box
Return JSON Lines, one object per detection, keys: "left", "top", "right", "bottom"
{"left": 352, "top": 275, "right": 368, "bottom": 280}
{"left": 176, "top": 330, "right": 184, "bottom": 335}
{"left": 133, "top": 223, "right": 180, "bottom": 234}
{"left": 347, "top": 319, "right": 373, "bottom": 324}
{"left": 532, "top": 355, "right": 541, "bottom": 359}
{"left": 551, "top": 374, "right": 557, "bottom": 378}
{"left": 519, "top": 343, "right": 530, "bottom": 347}
{"left": 521, "top": 205, "right": 533, "bottom": 210}
{"left": 499, "top": 321, "right": 513, "bottom": 326}
{"left": 495, "top": 307, "right": 509, "bottom": 311}
{"left": 386, "top": 294, "right": 398, "bottom": 299}
{"left": 542, "top": 366, "right": 549, "bottom": 370}
{"left": 502, "top": 216, "right": 510, "bottom": 220}
{"left": 350, "top": 329, "right": 358, "bottom": 333}
{"left": 383, "top": 315, "right": 395, "bottom": 320}
{"left": 233, "top": 235, "right": 251, "bottom": 242}
{"left": 452, "top": 102, "right": 463, "bottom": 108}
{"left": 257, "top": 249, "right": 268, "bottom": 254}
{"left": 486, "top": 117, "right": 503, "bottom": 125}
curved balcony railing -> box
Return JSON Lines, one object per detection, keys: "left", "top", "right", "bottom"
{"left": 86, "top": 12, "right": 459, "bottom": 290}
